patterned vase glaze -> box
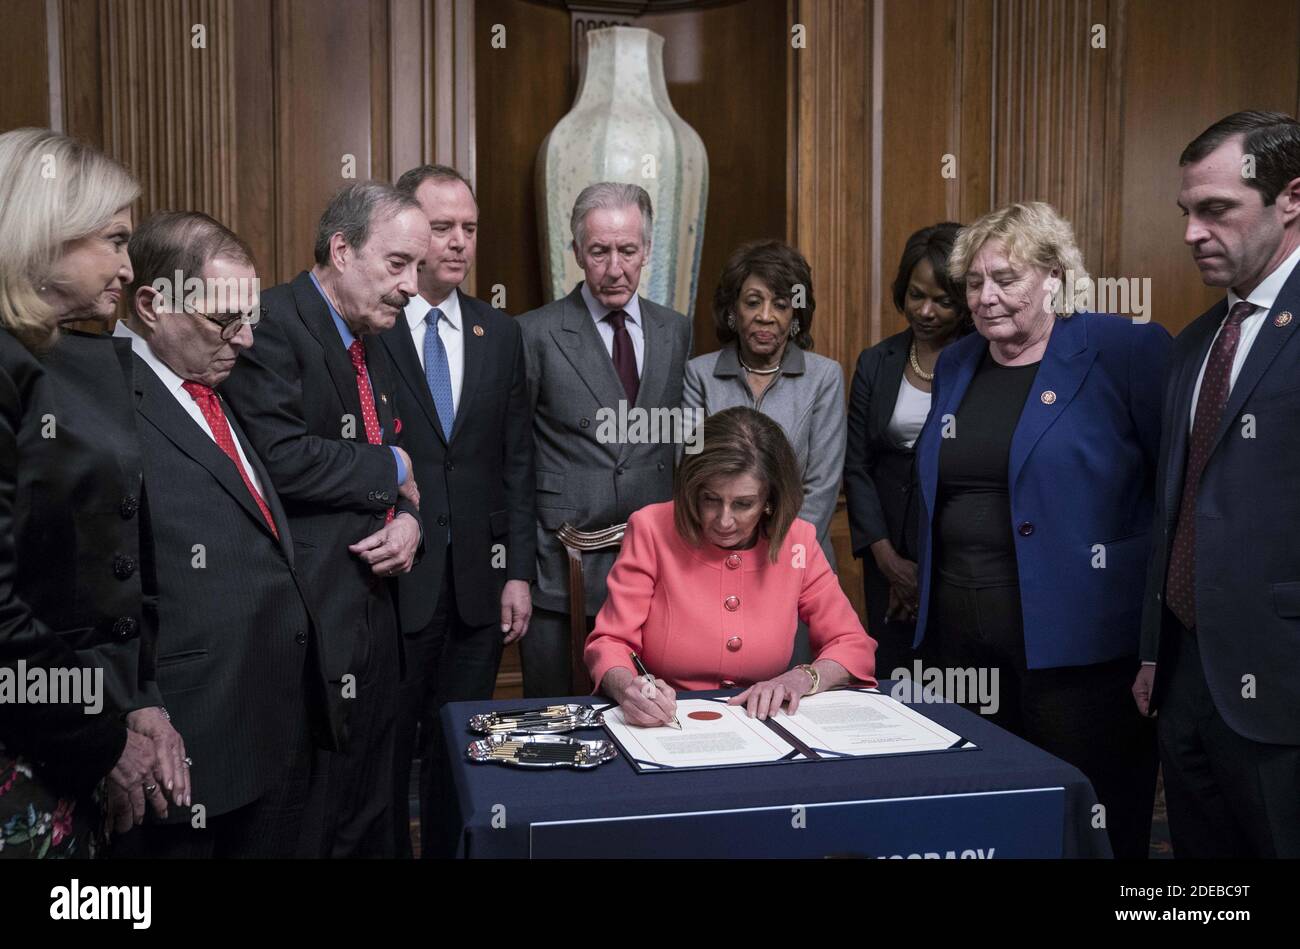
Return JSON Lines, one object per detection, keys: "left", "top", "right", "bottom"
{"left": 536, "top": 26, "right": 709, "bottom": 320}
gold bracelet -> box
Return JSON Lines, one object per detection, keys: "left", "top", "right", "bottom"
{"left": 798, "top": 663, "right": 820, "bottom": 695}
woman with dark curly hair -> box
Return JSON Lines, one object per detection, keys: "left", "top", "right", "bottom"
{"left": 683, "top": 239, "right": 845, "bottom": 570}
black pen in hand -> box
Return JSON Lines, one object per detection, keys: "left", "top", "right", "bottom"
{"left": 629, "top": 651, "right": 682, "bottom": 730}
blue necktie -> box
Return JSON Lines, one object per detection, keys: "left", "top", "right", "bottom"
{"left": 423, "top": 307, "right": 456, "bottom": 438}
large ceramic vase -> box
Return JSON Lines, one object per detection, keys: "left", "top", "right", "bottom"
{"left": 536, "top": 26, "right": 709, "bottom": 319}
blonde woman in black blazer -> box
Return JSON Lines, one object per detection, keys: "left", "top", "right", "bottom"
{"left": 0, "top": 130, "right": 182, "bottom": 858}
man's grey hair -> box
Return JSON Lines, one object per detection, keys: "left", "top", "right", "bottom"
{"left": 313, "top": 181, "right": 422, "bottom": 267}
{"left": 569, "top": 182, "right": 654, "bottom": 251}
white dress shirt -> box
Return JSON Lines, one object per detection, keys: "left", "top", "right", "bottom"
{"left": 581, "top": 282, "right": 645, "bottom": 375}
{"left": 1189, "top": 241, "right": 1300, "bottom": 429}
{"left": 404, "top": 288, "right": 465, "bottom": 411}
{"left": 113, "top": 321, "right": 266, "bottom": 497}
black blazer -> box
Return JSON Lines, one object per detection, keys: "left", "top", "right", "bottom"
{"left": 220, "top": 271, "right": 423, "bottom": 694}
{"left": 377, "top": 290, "right": 535, "bottom": 632}
{"left": 844, "top": 329, "right": 923, "bottom": 562}
{"left": 131, "top": 352, "right": 337, "bottom": 819}
{"left": 1141, "top": 263, "right": 1300, "bottom": 745}
{"left": 0, "top": 329, "right": 156, "bottom": 793}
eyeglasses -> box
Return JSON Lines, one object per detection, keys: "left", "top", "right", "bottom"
{"left": 179, "top": 300, "right": 266, "bottom": 340}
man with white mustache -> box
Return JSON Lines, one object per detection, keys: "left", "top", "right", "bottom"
{"left": 221, "top": 182, "right": 427, "bottom": 858}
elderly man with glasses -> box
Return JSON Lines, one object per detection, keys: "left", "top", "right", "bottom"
{"left": 109, "top": 210, "right": 336, "bottom": 858}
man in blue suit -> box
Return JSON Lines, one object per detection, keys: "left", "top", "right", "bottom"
{"left": 1134, "top": 111, "right": 1300, "bottom": 858}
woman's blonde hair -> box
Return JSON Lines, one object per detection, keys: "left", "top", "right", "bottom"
{"left": 948, "top": 201, "right": 1090, "bottom": 314}
{"left": 0, "top": 128, "right": 139, "bottom": 349}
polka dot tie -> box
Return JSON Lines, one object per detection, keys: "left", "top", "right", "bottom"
{"left": 180, "top": 380, "right": 279, "bottom": 539}
{"left": 348, "top": 339, "right": 395, "bottom": 524}
{"left": 1165, "top": 300, "right": 1255, "bottom": 629}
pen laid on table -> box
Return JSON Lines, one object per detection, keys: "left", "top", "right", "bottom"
{"left": 629, "top": 651, "right": 682, "bottom": 730}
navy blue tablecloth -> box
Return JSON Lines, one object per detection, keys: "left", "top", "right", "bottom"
{"left": 439, "top": 686, "right": 1113, "bottom": 858}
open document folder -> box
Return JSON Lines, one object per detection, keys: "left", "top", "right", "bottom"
{"left": 602, "top": 689, "right": 977, "bottom": 773}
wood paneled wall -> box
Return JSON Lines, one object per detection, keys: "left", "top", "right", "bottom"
{"left": 13, "top": 0, "right": 474, "bottom": 286}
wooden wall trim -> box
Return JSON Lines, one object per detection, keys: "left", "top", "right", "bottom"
{"left": 869, "top": 0, "right": 883, "bottom": 351}
{"left": 45, "top": 0, "right": 64, "bottom": 132}
{"left": 100, "top": 0, "right": 238, "bottom": 227}
{"left": 1100, "top": 0, "right": 1127, "bottom": 279}
{"left": 787, "top": 0, "right": 872, "bottom": 371}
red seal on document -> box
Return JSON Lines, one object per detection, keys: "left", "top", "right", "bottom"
{"left": 688, "top": 711, "right": 724, "bottom": 721}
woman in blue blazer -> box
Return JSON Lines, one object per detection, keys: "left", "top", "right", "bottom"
{"left": 913, "top": 202, "right": 1170, "bottom": 859}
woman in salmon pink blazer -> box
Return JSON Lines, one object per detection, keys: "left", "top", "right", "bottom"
{"left": 585, "top": 407, "right": 876, "bottom": 725}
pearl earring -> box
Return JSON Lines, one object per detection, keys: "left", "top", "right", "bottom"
{"left": 789, "top": 319, "right": 800, "bottom": 339}
{"left": 726, "top": 313, "right": 736, "bottom": 331}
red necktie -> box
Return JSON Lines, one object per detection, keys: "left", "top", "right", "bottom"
{"left": 1165, "top": 300, "right": 1255, "bottom": 629}
{"left": 605, "top": 309, "right": 640, "bottom": 405}
{"left": 180, "top": 381, "right": 279, "bottom": 539}
{"left": 348, "top": 339, "right": 395, "bottom": 523}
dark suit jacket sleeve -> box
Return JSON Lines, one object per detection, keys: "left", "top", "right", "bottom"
{"left": 844, "top": 348, "right": 890, "bottom": 557}
{"left": 1129, "top": 322, "right": 1173, "bottom": 472}
{"left": 0, "top": 364, "right": 127, "bottom": 787}
{"left": 220, "top": 306, "right": 400, "bottom": 512}
{"left": 504, "top": 320, "right": 536, "bottom": 581}
{"left": 1137, "top": 325, "right": 1176, "bottom": 665}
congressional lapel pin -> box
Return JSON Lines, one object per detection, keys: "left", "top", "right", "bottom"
{"left": 1040, "top": 390, "right": 1057, "bottom": 405}
{"left": 473, "top": 324, "right": 485, "bottom": 337}
{"left": 1274, "top": 311, "right": 1293, "bottom": 327}
{"left": 380, "top": 392, "right": 388, "bottom": 404}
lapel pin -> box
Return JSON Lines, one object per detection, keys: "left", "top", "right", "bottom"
{"left": 380, "top": 393, "right": 388, "bottom": 404}
{"left": 473, "top": 324, "right": 485, "bottom": 337}
{"left": 1274, "top": 311, "right": 1292, "bottom": 327}
{"left": 1040, "top": 390, "right": 1057, "bottom": 405}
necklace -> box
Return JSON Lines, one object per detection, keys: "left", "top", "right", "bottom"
{"left": 738, "top": 356, "right": 781, "bottom": 375}
{"left": 908, "top": 342, "right": 934, "bottom": 382}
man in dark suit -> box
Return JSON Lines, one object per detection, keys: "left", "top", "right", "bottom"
{"left": 112, "top": 211, "right": 336, "bottom": 857}
{"left": 221, "top": 183, "right": 427, "bottom": 858}
{"left": 381, "top": 164, "right": 535, "bottom": 857}
{"left": 1135, "top": 111, "right": 1300, "bottom": 858}
{"left": 518, "top": 183, "right": 692, "bottom": 698}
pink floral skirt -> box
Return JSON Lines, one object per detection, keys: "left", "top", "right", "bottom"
{"left": 0, "top": 753, "right": 101, "bottom": 859}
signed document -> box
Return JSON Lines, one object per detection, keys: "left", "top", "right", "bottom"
{"left": 776, "top": 691, "right": 967, "bottom": 757}
{"left": 604, "top": 699, "right": 796, "bottom": 768}
{"left": 603, "top": 691, "right": 971, "bottom": 773}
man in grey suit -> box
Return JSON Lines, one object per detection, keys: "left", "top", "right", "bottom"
{"left": 518, "top": 182, "right": 692, "bottom": 697}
